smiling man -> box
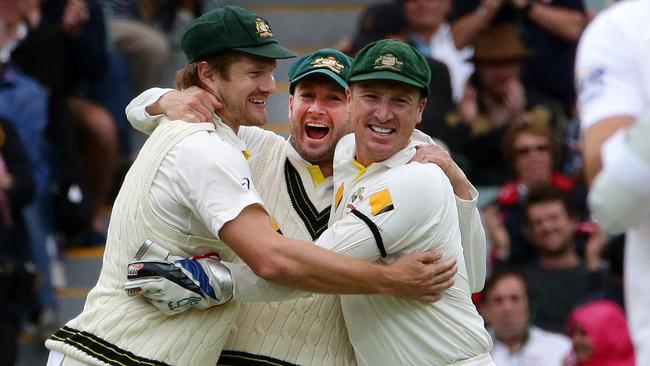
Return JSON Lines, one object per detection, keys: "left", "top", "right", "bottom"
{"left": 313, "top": 39, "right": 494, "bottom": 365}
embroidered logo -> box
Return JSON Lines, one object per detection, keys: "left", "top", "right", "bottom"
{"left": 255, "top": 18, "right": 273, "bottom": 37}
{"left": 373, "top": 53, "right": 403, "bottom": 72}
{"left": 241, "top": 178, "right": 251, "bottom": 190}
{"left": 350, "top": 187, "right": 365, "bottom": 205}
{"left": 312, "top": 56, "right": 345, "bottom": 74}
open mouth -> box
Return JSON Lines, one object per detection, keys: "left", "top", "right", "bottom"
{"left": 305, "top": 123, "right": 330, "bottom": 139}
{"left": 369, "top": 125, "right": 394, "bottom": 135}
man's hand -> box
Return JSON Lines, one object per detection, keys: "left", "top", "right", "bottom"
{"left": 124, "top": 253, "right": 233, "bottom": 315}
{"left": 147, "top": 86, "right": 222, "bottom": 122}
{"left": 412, "top": 144, "right": 472, "bottom": 200}
{"left": 383, "top": 250, "right": 457, "bottom": 302}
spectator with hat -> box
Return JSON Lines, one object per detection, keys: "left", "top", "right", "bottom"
{"left": 448, "top": 23, "right": 565, "bottom": 187}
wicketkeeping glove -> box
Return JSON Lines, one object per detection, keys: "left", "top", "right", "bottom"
{"left": 124, "top": 242, "right": 233, "bottom": 315}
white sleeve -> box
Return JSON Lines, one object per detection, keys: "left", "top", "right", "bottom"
{"left": 126, "top": 87, "right": 175, "bottom": 135}
{"left": 576, "top": 9, "right": 644, "bottom": 130}
{"left": 224, "top": 262, "right": 310, "bottom": 302}
{"left": 456, "top": 184, "right": 487, "bottom": 292}
{"left": 172, "top": 133, "right": 264, "bottom": 239}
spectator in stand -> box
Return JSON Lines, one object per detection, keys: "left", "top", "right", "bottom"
{"left": 482, "top": 270, "right": 572, "bottom": 365}
{"left": 12, "top": 0, "right": 119, "bottom": 247}
{"left": 449, "top": 0, "right": 587, "bottom": 116}
{"left": 447, "top": 23, "right": 565, "bottom": 186}
{"left": 484, "top": 122, "right": 587, "bottom": 266}
{"left": 0, "top": 118, "right": 36, "bottom": 366}
{"left": 402, "top": 0, "right": 473, "bottom": 103}
{"left": 522, "top": 186, "right": 605, "bottom": 334}
{"left": 97, "top": 0, "right": 171, "bottom": 95}
{"left": 0, "top": 0, "right": 59, "bottom": 337}
{"left": 565, "top": 300, "right": 635, "bottom": 366}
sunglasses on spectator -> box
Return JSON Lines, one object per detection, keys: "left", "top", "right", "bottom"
{"left": 514, "top": 144, "right": 549, "bottom": 156}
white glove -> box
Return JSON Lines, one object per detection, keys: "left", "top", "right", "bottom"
{"left": 589, "top": 113, "right": 650, "bottom": 233}
{"left": 124, "top": 241, "right": 233, "bottom": 315}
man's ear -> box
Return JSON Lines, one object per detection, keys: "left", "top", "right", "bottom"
{"left": 197, "top": 61, "right": 215, "bottom": 84}
{"left": 416, "top": 97, "right": 428, "bottom": 125}
{"left": 288, "top": 94, "right": 294, "bottom": 120}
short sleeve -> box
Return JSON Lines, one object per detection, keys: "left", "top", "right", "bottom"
{"left": 576, "top": 10, "right": 644, "bottom": 130}
{"left": 173, "top": 132, "right": 264, "bottom": 239}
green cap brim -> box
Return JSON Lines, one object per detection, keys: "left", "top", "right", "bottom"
{"left": 290, "top": 68, "right": 348, "bottom": 93}
{"left": 234, "top": 43, "right": 297, "bottom": 59}
{"left": 348, "top": 70, "right": 428, "bottom": 96}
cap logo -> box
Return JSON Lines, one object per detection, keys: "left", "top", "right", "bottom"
{"left": 255, "top": 18, "right": 273, "bottom": 38}
{"left": 373, "top": 53, "right": 403, "bottom": 72}
{"left": 312, "top": 56, "right": 344, "bottom": 74}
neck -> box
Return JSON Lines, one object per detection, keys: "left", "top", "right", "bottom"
{"left": 318, "top": 161, "right": 333, "bottom": 178}
{"left": 217, "top": 113, "right": 239, "bottom": 134}
{"left": 539, "top": 249, "right": 579, "bottom": 269}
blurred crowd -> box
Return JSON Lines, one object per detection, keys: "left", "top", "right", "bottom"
{"left": 0, "top": 0, "right": 635, "bottom": 365}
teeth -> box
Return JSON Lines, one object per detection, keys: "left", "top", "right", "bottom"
{"left": 306, "top": 123, "right": 328, "bottom": 128}
{"left": 250, "top": 99, "right": 266, "bottom": 105}
{"left": 370, "top": 126, "right": 392, "bottom": 134}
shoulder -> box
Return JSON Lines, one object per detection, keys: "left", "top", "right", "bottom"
{"left": 238, "top": 126, "right": 284, "bottom": 145}
{"left": 385, "top": 163, "right": 452, "bottom": 203}
{"left": 580, "top": 1, "right": 643, "bottom": 50}
{"left": 175, "top": 130, "right": 246, "bottom": 167}
{"left": 333, "top": 133, "right": 356, "bottom": 162}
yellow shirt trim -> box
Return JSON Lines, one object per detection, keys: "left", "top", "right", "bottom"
{"left": 307, "top": 165, "right": 326, "bottom": 186}
{"left": 352, "top": 159, "right": 369, "bottom": 182}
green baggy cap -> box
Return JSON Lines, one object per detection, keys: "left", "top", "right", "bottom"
{"left": 288, "top": 48, "right": 353, "bottom": 94}
{"left": 181, "top": 5, "right": 297, "bottom": 63}
{"left": 348, "top": 39, "right": 431, "bottom": 96}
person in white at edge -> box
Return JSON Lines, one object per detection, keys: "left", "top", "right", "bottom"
{"left": 576, "top": 1, "right": 650, "bottom": 364}
{"left": 126, "top": 47, "right": 488, "bottom": 365}
{"left": 44, "top": 7, "right": 455, "bottom": 366}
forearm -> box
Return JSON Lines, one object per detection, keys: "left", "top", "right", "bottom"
{"left": 250, "top": 234, "right": 395, "bottom": 295}
{"left": 221, "top": 206, "right": 397, "bottom": 296}
{"left": 451, "top": 6, "right": 497, "bottom": 49}
{"left": 125, "top": 87, "right": 175, "bottom": 134}
{"left": 528, "top": 3, "right": 586, "bottom": 42}
{"left": 224, "top": 262, "right": 310, "bottom": 301}
{"left": 583, "top": 116, "right": 634, "bottom": 185}
{"left": 456, "top": 187, "right": 487, "bottom": 292}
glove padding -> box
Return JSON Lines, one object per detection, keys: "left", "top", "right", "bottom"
{"left": 124, "top": 253, "right": 233, "bottom": 315}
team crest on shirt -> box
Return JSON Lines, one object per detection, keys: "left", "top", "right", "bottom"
{"left": 576, "top": 66, "right": 605, "bottom": 103}
{"left": 241, "top": 177, "right": 251, "bottom": 190}
{"left": 350, "top": 187, "right": 365, "bottom": 205}
{"left": 255, "top": 18, "right": 273, "bottom": 37}
{"left": 373, "top": 53, "right": 403, "bottom": 72}
{"left": 312, "top": 56, "right": 345, "bottom": 74}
